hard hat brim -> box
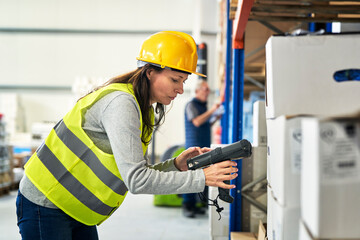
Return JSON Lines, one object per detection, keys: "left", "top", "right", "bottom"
{"left": 136, "top": 59, "right": 207, "bottom": 78}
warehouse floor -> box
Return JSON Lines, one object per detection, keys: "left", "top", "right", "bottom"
{"left": 0, "top": 190, "right": 209, "bottom": 240}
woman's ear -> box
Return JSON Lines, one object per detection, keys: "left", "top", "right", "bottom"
{"left": 146, "top": 68, "right": 153, "bottom": 80}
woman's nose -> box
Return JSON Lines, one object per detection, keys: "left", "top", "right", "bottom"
{"left": 176, "top": 85, "right": 184, "bottom": 94}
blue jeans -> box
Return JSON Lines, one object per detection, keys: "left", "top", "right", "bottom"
{"left": 182, "top": 186, "right": 208, "bottom": 207}
{"left": 16, "top": 191, "right": 98, "bottom": 240}
{"left": 182, "top": 193, "right": 197, "bottom": 207}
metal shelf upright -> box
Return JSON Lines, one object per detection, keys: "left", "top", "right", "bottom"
{"left": 229, "top": 0, "right": 255, "bottom": 233}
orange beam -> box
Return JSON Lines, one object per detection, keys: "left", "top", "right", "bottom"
{"left": 233, "top": 0, "right": 255, "bottom": 49}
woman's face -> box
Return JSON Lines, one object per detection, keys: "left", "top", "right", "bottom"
{"left": 147, "top": 68, "right": 188, "bottom": 105}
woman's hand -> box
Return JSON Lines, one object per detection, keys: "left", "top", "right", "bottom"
{"left": 174, "top": 147, "right": 212, "bottom": 171}
{"left": 203, "top": 161, "right": 238, "bottom": 189}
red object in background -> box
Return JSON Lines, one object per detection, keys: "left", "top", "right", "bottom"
{"left": 213, "top": 125, "right": 222, "bottom": 145}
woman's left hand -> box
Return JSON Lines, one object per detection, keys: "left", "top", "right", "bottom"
{"left": 174, "top": 147, "right": 212, "bottom": 171}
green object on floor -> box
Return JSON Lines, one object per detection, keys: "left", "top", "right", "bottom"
{"left": 153, "top": 145, "right": 185, "bottom": 207}
{"left": 153, "top": 194, "right": 183, "bottom": 207}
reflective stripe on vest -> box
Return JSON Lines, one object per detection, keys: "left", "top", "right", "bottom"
{"left": 24, "top": 83, "right": 153, "bottom": 225}
{"left": 37, "top": 143, "right": 116, "bottom": 216}
{"left": 53, "top": 119, "right": 127, "bottom": 196}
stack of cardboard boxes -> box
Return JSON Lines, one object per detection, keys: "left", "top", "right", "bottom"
{"left": 0, "top": 113, "right": 12, "bottom": 195}
{"left": 266, "top": 116, "right": 304, "bottom": 239}
{"left": 265, "top": 33, "right": 360, "bottom": 239}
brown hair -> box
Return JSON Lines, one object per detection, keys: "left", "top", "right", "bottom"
{"left": 83, "top": 64, "right": 165, "bottom": 145}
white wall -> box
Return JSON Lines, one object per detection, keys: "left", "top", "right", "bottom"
{"left": 0, "top": 0, "right": 220, "bottom": 157}
{"left": 0, "top": 0, "right": 197, "bottom": 30}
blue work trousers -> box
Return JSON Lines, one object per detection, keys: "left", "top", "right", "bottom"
{"left": 16, "top": 191, "right": 98, "bottom": 240}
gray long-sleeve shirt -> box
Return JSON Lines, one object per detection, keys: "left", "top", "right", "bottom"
{"left": 20, "top": 91, "right": 205, "bottom": 208}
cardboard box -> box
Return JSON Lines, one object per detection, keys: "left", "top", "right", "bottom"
{"left": 265, "top": 34, "right": 360, "bottom": 119}
{"left": 230, "top": 220, "right": 267, "bottom": 240}
{"left": 267, "top": 186, "right": 273, "bottom": 240}
{"left": 301, "top": 116, "right": 360, "bottom": 238}
{"left": 231, "top": 232, "right": 256, "bottom": 240}
{"left": 267, "top": 116, "right": 306, "bottom": 207}
{"left": 243, "top": 92, "right": 265, "bottom": 144}
{"left": 270, "top": 193, "right": 301, "bottom": 240}
{"left": 209, "top": 186, "right": 230, "bottom": 240}
{"left": 298, "top": 220, "right": 312, "bottom": 240}
{"left": 209, "top": 144, "right": 233, "bottom": 240}
{"left": 298, "top": 220, "right": 348, "bottom": 240}
{"left": 266, "top": 150, "right": 271, "bottom": 189}
{"left": 253, "top": 101, "right": 267, "bottom": 147}
{"left": 257, "top": 220, "right": 267, "bottom": 240}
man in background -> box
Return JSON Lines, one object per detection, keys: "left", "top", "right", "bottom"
{"left": 183, "top": 79, "right": 223, "bottom": 218}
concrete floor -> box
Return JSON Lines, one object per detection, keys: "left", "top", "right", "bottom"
{"left": 0, "top": 190, "right": 209, "bottom": 240}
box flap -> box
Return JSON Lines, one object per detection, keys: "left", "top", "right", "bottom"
{"left": 258, "top": 220, "right": 267, "bottom": 240}
{"left": 231, "top": 232, "right": 257, "bottom": 240}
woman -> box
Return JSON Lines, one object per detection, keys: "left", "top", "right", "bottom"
{"left": 16, "top": 31, "right": 238, "bottom": 240}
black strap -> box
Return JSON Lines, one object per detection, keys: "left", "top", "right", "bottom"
{"left": 198, "top": 192, "right": 224, "bottom": 220}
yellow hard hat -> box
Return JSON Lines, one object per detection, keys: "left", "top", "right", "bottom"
{"left": 136, "top": 31, "right": 206, "bottom": 77}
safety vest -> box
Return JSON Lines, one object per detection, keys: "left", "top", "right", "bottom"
{"left": 24, "top": 83, "right": 153, "bottom": 225}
